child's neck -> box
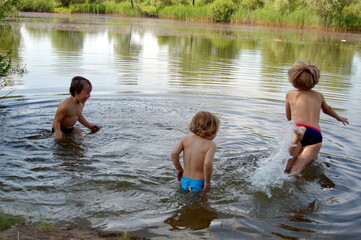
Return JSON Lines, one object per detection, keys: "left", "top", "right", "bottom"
{"left": 70, "top": 95, "right": 82, "bottom": 104}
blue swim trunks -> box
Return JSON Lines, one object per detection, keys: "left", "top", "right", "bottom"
{"left": 296, "top": 124, "right": 323, "bottom": 147}
{"left": 180, "top": 176, "right": 204, "bottom": 193}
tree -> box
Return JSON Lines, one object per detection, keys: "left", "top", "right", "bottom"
{"left": 0, "top": 0, "right": 27, "bottom": 92}
{"left": 0, "top": 0, "right": 20, "bottom": 21}
{"left": 0, "top": 51, "right": 27, "bottom": 89}
{"left": 306, "top": 0, "right": 353, "bottom": 26}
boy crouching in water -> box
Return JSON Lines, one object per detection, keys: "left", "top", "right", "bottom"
{"left": 285, "top": 61, "right": 349, "bottom": 175}
{"left": 172, "top": 111, "right": 220, "bottom": 193}
{"left": 52, "top": 76, "right": 100, "bottom": 140}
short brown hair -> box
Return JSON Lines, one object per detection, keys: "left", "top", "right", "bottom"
{"left": 189, "top": 111, "right": 220, "bottom": 137}
{"left": 288, "top": 61, "right": 320, "bottom": 90}
{"left": 69, "top": 76, "right": 92, "bottom": 96}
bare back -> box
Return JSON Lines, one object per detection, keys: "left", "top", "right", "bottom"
{"left": 180, "top": 135, "right": 216, "bottom": 180}
{"left": 286, "top": 90, "right": 323, "bottom": 130}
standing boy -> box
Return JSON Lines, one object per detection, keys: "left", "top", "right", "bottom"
{"left": 172, "top": 111, "right": 220, "bottom": 193}
{"left": 52, "top": 76, "right": 100, "bottom": 139}
{"left": 285, "top": 61, "right": 349, "bottom": 175}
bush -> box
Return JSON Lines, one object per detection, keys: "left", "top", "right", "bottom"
{"left": 140, "top": 5, "right": 158, "bottom": 17}
{"left": 0, "top": 51, "right": 27, "bottom": 78}
{"left": 72, "top": 0, "right": 87, "bottom": 4}
{"left": 71, "top": 3, "right": 106, "bottom": 13}
{"left": 0, "top": 0, "right": 20, "bottom": 21}
{"left": 159, "top": 5, "right": 208, "bottom": 19}
{"left": 21, "top": 0, "right": 55, "bottom": 12}
{"left": 240, "top": 0, "right": 264, "bottom": 11}
{"left": 208, "top": 0, "right": 237, "bottom": 22}
{"left": 59, "top": 0, "right": 71, "bottom": 7}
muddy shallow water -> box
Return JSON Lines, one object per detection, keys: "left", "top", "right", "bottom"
{"left": 0, "top": 13, "right": 361, "bottom": 239}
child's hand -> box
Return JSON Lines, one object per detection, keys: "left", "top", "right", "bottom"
{"left": 53, "top": 131, "right": 63, "bottom": 141}
{"left": 338, "top": 116, "right": 349, "bottom": 125}
{"left": 177, "top": 169, "right": 183, "bottom": 181}
{"left": 202, "top": 182, "right": 211, "bottom": 192}
{"left": 89, "top": 124, "right": 101, "bottom": 132}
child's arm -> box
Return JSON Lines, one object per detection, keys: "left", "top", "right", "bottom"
{"left": 202, "top": 142, "right": 216, "bottom": 192}
{"left": 285, "top": 91, "right": 292, "bottom": 121}
{"left": 171, "top": 138, "right": 184, "bottom": 181}
{"left": 52, "top": 106, "right": 66, "bottom": 139}
{"left": 78, "top": 113, "right": 100, "bottom": 131}
{"left": 321, "top": 95, "right": 349, "bottom": 125}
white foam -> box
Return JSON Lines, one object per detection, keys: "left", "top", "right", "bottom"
{"left": 249, "top": 121, "right": 296, "bottom": 198}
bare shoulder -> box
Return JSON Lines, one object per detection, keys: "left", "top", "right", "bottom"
{"left": 206, "top": 139, "right": 217, "bottom": 149}
{"left": 310, "top": 90, "right": 324, "bottom": 100}
{"left": 181, "top": 135, "right": 193, "bottom": 145}
{"left": 57, "top": 98, "right": 72, "bottom": 111}
{"left": 287, "top": 89, "right": 297, "bottom": 94}
{"left": 286, "top": 90, "right": 298, "bottom": 98}
{"left": 312, "top": 90, "right": 323, "bottom": 96}
{"left": 182, "top": 135, "right": 192, "bottom": 141}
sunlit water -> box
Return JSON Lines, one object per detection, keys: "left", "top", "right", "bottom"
{"left": 1, "top": 13, "right": 361, "bottom": 239}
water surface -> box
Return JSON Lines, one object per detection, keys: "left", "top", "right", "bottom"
{"left": 1, "top": 13, "right": 361, "bottom": 239}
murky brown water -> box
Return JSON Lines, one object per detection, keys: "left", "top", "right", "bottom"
{"left": 0, "top": 12, "right": 361, "bottom": 239}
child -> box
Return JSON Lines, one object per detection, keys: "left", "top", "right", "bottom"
{"left": 171, "top": 111, "right": 220, "bottom": 193}
{"left": 52, "top": 76, "right": 100, "bottom": 139}
{"left": 285, "top": 61, "right": 349, "bottom": 175}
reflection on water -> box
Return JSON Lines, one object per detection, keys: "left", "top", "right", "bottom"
{"left": 165, "top": 200, "right": 217, "bottom": 231}
{"left": 1, "top": 13, "right": 360, "bottom": 100}
{"left": 1, "top": 13, "right": 361, "bottom": 240}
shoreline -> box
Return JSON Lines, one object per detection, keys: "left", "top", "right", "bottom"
{"left": 19, "top": 10, "right": 361, "bottom": 34}
{"left": 14, "top": 12, "right": 361, "bottom": 42}
{"left": 0, "top": 223, "right": 150, "bottom": 240}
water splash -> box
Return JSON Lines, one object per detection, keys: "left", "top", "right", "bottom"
{"left": 249, "top": 122, "right": 296, "bottom": 198}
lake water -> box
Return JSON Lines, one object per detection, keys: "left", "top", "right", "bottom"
{"left": 1, "top": 12, "right": 361, "bottom": 239}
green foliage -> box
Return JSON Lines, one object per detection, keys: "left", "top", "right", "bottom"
{"left": 20, "top": 0, "right": 55, "bottom": 12}
{"left": 0, "top": 0, "right": 20, "bottom": 21}
{"left": 240, "top": 0, "right": 264, "bottom": 10}
{"left": 70, "top": 2, "right": 142, "bottom": 16}
{"left": 71, "top": 0, "right": 87, "bottom": 3}
{"left": 0, "top": 210, "right": 25, "bottom": 230}
{"left": 0, "top": 50, "right": 27, "bottom": 89}
{"left": 3, "top": 0, "right": 361, "bottom": 28}
{"left": 196, "top": 0, "right": 213, "bottom": 6}
{"left": 273, "top": 0, "right": 291, "bottom": 13}
{"left": 35, "top": 219, "right": 54, "bottom": 231}
{"left": 208, "top": 0, "right": 237, "bottom": 22}
{"left": 106, "top": 2, "right": 141, "bottom": 16}
{"left": 305, "top": 0, "right": 350, "bottom": 26}
{"left": 284, "top": 8, "right": 317, "bottom": 25}
{"left": 59, "top": 0, "right": 71, "bottom": 7}
{"left": 71, "top": 2, "right": 106, "bottom": 13}
{"left": 159, "top": 5, "right": 208, "bottom": 19}
{"left": 141, "top": 5, "right": 158, "bottom": 17}
{"left": 0, "top": 51, "right": 27, "bottom": 78}
{"left": 336, "top": 2, "right": 361, "bottom": 30}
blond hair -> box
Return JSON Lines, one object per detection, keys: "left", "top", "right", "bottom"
{"left": 288, "top": 61, "right": 320, "bottom": 90}
{"left": 189, "top": 111, "right": 220, "bottom": 137}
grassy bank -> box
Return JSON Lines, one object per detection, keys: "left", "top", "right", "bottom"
{"left": 16, "top": 0, "right": 361, "bottom": 32}
{"left": 0, "top": 210, "right": 25, "bottom": 230}
{"left": 0, "top": 210, "right": 148, "bottom": 239}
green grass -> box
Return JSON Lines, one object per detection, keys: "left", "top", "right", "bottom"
{"left": 35, "top": 221, "right": 55, "bottom": 231}
{"left": 231, "top": 8, "right": 321, "bottom": 28}
{"left": 20, "top": 0, "right": 55, "bottom": 12}
{"left": 70, "top": 2, "right": 142, "bottom": 17}
{"left": 0, "top": 210, "right": 25, "bottom": 230}
{"left": 158, "top": 5, "right": 209, "bottom": 20}
{"left": 19, "top": 0, "right": 361, "bottom": 31}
